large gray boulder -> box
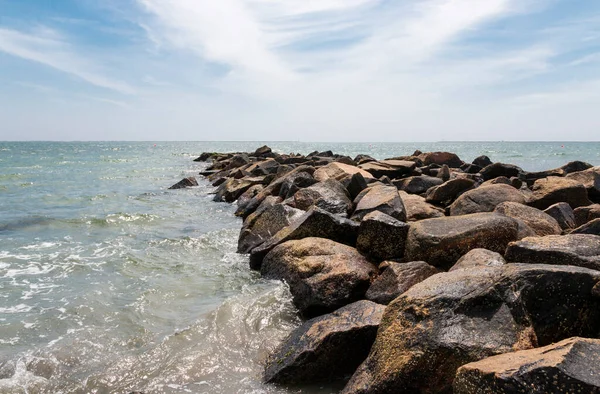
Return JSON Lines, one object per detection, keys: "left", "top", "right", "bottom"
{"left": 494, "top": 201, "right": 561, "bottom": 236}
{"left": 293, "top": 179, "right": 352, "bottom": 216}
{"left": 365, "top": 261, "right": 439, "bottom": 305}
{"left": 264, "top": 300, "right": 384, "bottom": 384}
{"left": 356, "top": 211, "right": 409, "bottom": 262}
{"left": 528, "top": 177, "right": 592, "bottom": 210}
{"left": 342, "top": 264, "right": 600, "bottom": 394}
{"left": 454, "top": 337, "right": 600, "bottom": 394}
{"left": 449, "top": 184, "right": 526, "bottom": 216}
{"left": 404, "top": 213, "right": 519, "bottom": 270}
{"left": 351, "top": 185, "right": 407, "bottom": 222}
{"left": 261, "top": 238, "right": 377, "bottom": 317}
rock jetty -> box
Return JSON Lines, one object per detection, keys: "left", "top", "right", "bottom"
{"left": 173, "top": 146, "right": 600, "bottom": 393}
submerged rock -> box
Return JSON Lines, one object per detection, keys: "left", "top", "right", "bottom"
{"left": 168, "top": 177, "right": 198, "bottom": 189}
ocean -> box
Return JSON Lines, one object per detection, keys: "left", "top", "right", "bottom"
{"left": 1, "top": 141, "right": 599, "bottom": 393}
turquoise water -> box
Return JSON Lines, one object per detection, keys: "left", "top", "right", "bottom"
{"left": 0, "top": 141, "right": 599, "bottom": 393}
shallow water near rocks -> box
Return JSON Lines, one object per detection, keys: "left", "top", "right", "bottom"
{"left": 0, "top": 141, "right": 598, "bottom": 393}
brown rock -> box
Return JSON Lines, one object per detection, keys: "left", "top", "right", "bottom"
{"left": 352, "top": 185, "right": 407, "bottom": 222}
{"left": 365, "top": 261, "right": 439, "bottom": 305}
{"left": 574, "top": 204, "right": 600, "bottom": 227}
{"left": 293, "top": 179, "right": 352, "bottom": 216}
{"left": 425, "top": 178, "right": 476, "bottom": 205}
{"left": 449, "top": 248, "right": 506, "bottom": 271}
{"left": 494, "top": 201, "right": 561, "bottom": 236}
{"left": 393, "top": 175, "right": 443, "bottom": 195}
{"left": 398, "top": 191, "right": 445, "bottom": 221}
{"left": 168, "top": 177, "right": 199, "bottom": 189}
{"left": 566, "top": 166, "right": 600, "bottom": 202}
{"left": 449, "top": 184, "right": 526, "bottom": 216}
{"left": 528, "top": 177, "right": 592, "bottom": 210}
{"left": 418, "top": 151, "right": 463, "bottom": 168}
{"left": 544, "top": 202, "right": 576, "bottom": 231}
{"left": 314, "top": 162, "right": 375, "bottom": 184}
{"left": 356, "top": 211, "right": 409, "bottom": 262}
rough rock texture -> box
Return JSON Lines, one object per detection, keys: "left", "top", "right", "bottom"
{"left": 293, "top": 179, "right": 353, "bottom": 216}
{"left": 573, "top": 204, "right": 600, "bottom": 227}
{"left": 261, "top": 238, "right": 377, "bottom": 317}
{"left": 214, "top": 177, "right": 265, "bottom": 203}
{"left": 264, "top": 300, "right": 385, "bottom": 384}
{"left": 566, "top": 166, "right": 600, "bottom": 202}
{"left": 398, "top": 191, "right": 445, "bottom": 221}
{"left": 365, "top": 261, "right": 439, "bottom": 305}
{"left": 249, "top": 207, "right": 359, "bottom": 269}
{"left": 237, "top": 204, "right": 304, "bottom": 254}
{"left": 425, "top": 178, "right": 476, "bottom": 205}
{"left": 404, "top": 213, "right": 519, "bottom": 269}
{"left": 570, "top": 218, "right": 600, "bottom": 236}
{"left": 449, "top": 184, "right": 526, "bottom": 216}
{"left": 314, "top": 162, "right": 375, "bottom": 184}
{"left": 505, "top": 234, "right": 600, "bottom": 270}
{"left": 544, "top": 202, "right": 576, "bottom": 231}
{"left": 393, "top": 176, "right": 443, "bottom": 195}
{"left": 449, "top": 248, "right": 506, "bottom": 272}
{"left": 454, "top": 337, "right": 600, "bottom": 394}
{"left": 358, "top": 161, "right": 415, "bottom": 179}
{"left": 473, "top": 155, "right": 493, "bottom": 168}
{"left": 352, "top": 185, "right": 407, "bottom": 222}
{"left": 356, "top": 211, "right": 409, "bottom": 262}
{"left": 494, "top": 201, "right": 561, "bottom": 236}
{"left": 528, "top": 177, "right": 592, "bottom": 210}
{"left": 480, "top": 163, "right": 523, "bottom": 181}
{"left": 168, "top": 177, "right": 199, "bottom": 189}
{"left": 418, "top": 152, "right": 463, "bottom": 168}
{"left": 342, "top": 264, "right": 600, "bottom": 394}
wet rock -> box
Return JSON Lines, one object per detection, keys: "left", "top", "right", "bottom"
{"left": 574, "top": 204, "right": 600, "bottom": 227}
{"left": 351, "top": 185, "right": 407, "bottom": 222}
{"left": 249, "top": 207, "right": 359, "bottom": 269}
{"left": 505, "top": 234, "right": 600, "bottom": 270}
{"left": 566, "top": 166, "right": 600, "bottom": 202}
{"left": 264, "top": 300, "right": 385, "bottom": 384}
{"left": 342, "top": 264, "right": 600, "bottom": 394}
{"left": 494, "top": 201, "right": 561, "bottom": 236}
{"left": 253, "top": 145, "right": 272, "bottom": 157}
{"left": 449, "top": 248, "right": 506, "bottom": 271}
{"left": 238, "top": 204, "right": 304, "bottom": 254}
{"left": 293, "top": 179, "right": 352, "bottom": 216}
{"left": 449, "top": 184, "right": 526, "bottom": 216}
{"left": 398, "top": 191, "right": 445, "bottom": 221}
{"left": 314, "top": 162, "right": 375, "bottom": 184}
{"left": 571, "top": 218, "right": 600, "bottom": 236}
{"left": 168, "top": 177, "right": 199, "bottom": 189}
{"left": 544, "top": 202, "right": 576, "bottom": 231}
{"left": 365, "top": 261, "right": 439, "bottom": 305}
{"left": 213, "top": 177, "right": 264, "bottom": 203}
{"left": 261, "top": 238, "right": 377, "bottom": 317}
{"left": 418, "top": 152, "right": 463, "bottom": 168}
{"left": 528, "top": 177, "right": 592, "bottom": 210}
{"left": 454, "top": 337, "right": 600, "bottom": 394}
{"left": 480, "top": 162, "right": 523, "bottom": 181}
{"left": 404, "top": 213, "right": 519, "bottom": 269}
{"left": 356, "top": 211, "right": 410, "bottom": 262}
{"left": 425, "top": 178, "right": 476, "bottom": 205}
{"left": 472, "top": 155, "right": 493, "bottom": 168}
{"left": 393, "top": 176, "right": 443, "bottom": 195}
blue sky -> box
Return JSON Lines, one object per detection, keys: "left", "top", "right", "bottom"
{"left": 0, "top": 0, "right": 599, "bottom": 141}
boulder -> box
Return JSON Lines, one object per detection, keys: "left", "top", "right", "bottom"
{"left": 480, "top": 176, "right": 511, "bottom": 187}
{"left": 346, "top": 172, "right": 369, "bottom": 200}
{"left": 264, "top": 300, "right": 385, "bottom": 384}
{"left": 544, "top": 202, "right": 576, "bottom": 231}
{"left": 354, "top": 154, "right": 376, "bottom": 165}
{"left": 393, "top": 176, "right": 443, "bottom": 195}
{"left": 194, "top": 152, "right": 218, "bottom": 162}
{"left": 418, "top": 152, "right": 463, "bottom": 168}
{"left": 571, "top": 218, "right": 600, "bottom": 236}
{"left": 404, "top": 213, "right": 519, "bottom": 269}
{"left": 528, "top": 177, "right": 592, "bottom": 210}
{"left": 213, "top": 177, "right": 264, "bottom": 203}
{"left": 358, "top": 161, "right": 415, "bottom": 179}
{"left": 574, "top": 204, "right": 600, "bottom": 227}
{"left": 437, "top": 164, "right": 451, "bottom": 181}
{"left": 314, "top": 162, "right": 375, "bottom": 184}
{"left": 278, "top": 171, "right": 318, "bottom": 199}
{"left": 227, "top": 153, "right": 250, "bottom": 169}
{"left": 398, "top": 191, "right": 445, "bottom": 221}
{"left": 253, "top": 145, "right": 272, "bottom": 157}
{"left": 293, "top": 179, "right": 352, "bottom": 216}
{"left": 261, "top": 238, "right": 377, "bottom": 317}
{"left": 425, "top": 178, "right": 476, "bottom": 205}
{"left": 168, "top": 177, "right": 199, "bottom": 189}
{"left": 356, "top": 211, "right": 410, "bottom": 262}
{"left": 352, "top": 185, "right": 407, "bottom": 222}
{"left": 237, "top": 204, "right": 304, "bottom": 253}
{"left": 480, "top": 162, "right": 523, "bottom": 181}
{"left": 246, "top": 158, "right": 280, "bottom": 176}
{"left": 449, "top": 184, "right": 526, "bottom": 216}
{"left": 454, "top": 337, "right": 600, "bottom": 394}
{"left": 236, "top": 184, "right": 263, "bottom": 208}
{"left": 249, "top": 207, "right": 359, "bottom": 269}
{"left": 494, "top": 201, "right": 561, "bottom": 236}
{"left": 472, "top": 155, "right": 492, "bottom": 168}
{"left": 449, "top": 248, "right": 506, "bottom": 272}
{"left": 566, "top": 166, "right": 600, "bottom": 202}
{"left": 365, "top": 261, "right": 439, "bottom": 305}
{"left": 342, "top": 264, "right": 600, "bottom": 394}
{"left": 505, "top": 234, "right": 600, "bottom": 270}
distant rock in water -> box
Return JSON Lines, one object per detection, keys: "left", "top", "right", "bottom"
{"left": 168, "top": 177, "right": 198, "bottom": 189}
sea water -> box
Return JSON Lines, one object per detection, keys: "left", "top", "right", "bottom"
{"left": 0, "top": 141, "right": 599, "bottom": 393}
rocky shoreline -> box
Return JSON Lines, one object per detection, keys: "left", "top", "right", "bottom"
{"left": 174, "top": 146, "right": 600, "bottom": 393}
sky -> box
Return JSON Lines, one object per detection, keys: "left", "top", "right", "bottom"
{"left": 0, "top": 0, "right": 599, "bottom": 141}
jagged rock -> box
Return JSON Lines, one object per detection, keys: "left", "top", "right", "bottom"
{"left": 544, "top": 202, "right": 576, "bottom": 231}
{"left": 213, "top": 177, "right": 264, "bottom": 203}
{"left": 480, "top": 176, "right": 511, "bottom": 187}
{"left": 393, "top": 176, "right": 443, "bottom": 195}
{"left": 293, "top": 179, "right": 352, "bottom": 216}
{"left": 314, "top": 162, "right": 375, "bottom": 184}
{"left": 365, "top": 261, "right": 439, "bottom": 305}
{"left": 494, "top": 201, "right": 561, "bottom": 236}
{"left": 278, "top": 171, "right": 317, "bottom": 199}
{"left": 246, "top": 158, "right": 280, "bottom": 176}
{"left": 473, "top": 155, "right": 493, "bottom": 167}
{"left": 346, "top": 172, "right": 369, "bottom": 200}
{"left": 574, "top": 204, "right": 600, "bottom": 227}
{"left": 358, "top": 161, "right": 415, "bottom": 179}
{"left": 237, "top": 204, "right": 304, "bottom": 254}
{"left": 342, "top": 264, "right": 600, "bottom": 394}
{"left": 454, "top": 337, "right": 600, "bottom": 394}
{"left": 449, "top": 248, "right": 506, "bottom": 271}
{"left": 571, "top": 219, "right": 600, "bottom": 236}
{"left": 249, "top": 207, "right": 359, "bottom": 269}
{"left": 480, "top": 162, "right": 523, "bottom": 181}
{"left": 264, "top": 300, "right": 384, "bottom": 384}
{"left": 449, "top": 184, "right": 526, "bottom": 216}
{"left": 228, "top": 154, "right": 250, "bottom": 169}
{"left": 354, "top": 154, "right": 376, "bottom": 165}
{"left": 418, "top": 152, "right": 463, "bottom": 168}
{"left": 352, "top": 185, "right": 407, "bottom": 222}
{"left": 261, "top": 238, "right": 377, "bottom": 317}
{"left": 404, "top": 213, "right": 519, "bottom": 269}
{"left": 398, "top": 191, "right": 445, "bottom": 221}
{"left": 168, "top": 177, "right": 199, "bottom": 189}
{"left": 505, "top": 234, "right": 600, "bottom": 270}
{"left": 194, "top": 152, "right": 218, "bottom": 162}
{"left": 528, "top": 177, "right": 592, "bottom": 210}
{"left": 425, "top": 178, "right": 476, "bottom": 205}
{"left": 356, "top": 211, "right": 410, "bottom": 261}
{"left": 253, "top": 145, "right": 272, "bottom": 157}
{"left": 566, "top": 166, "right": 600, "bottom": 202}
{"left": 236, "top": 184, "right": 263, "bottom": 208}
